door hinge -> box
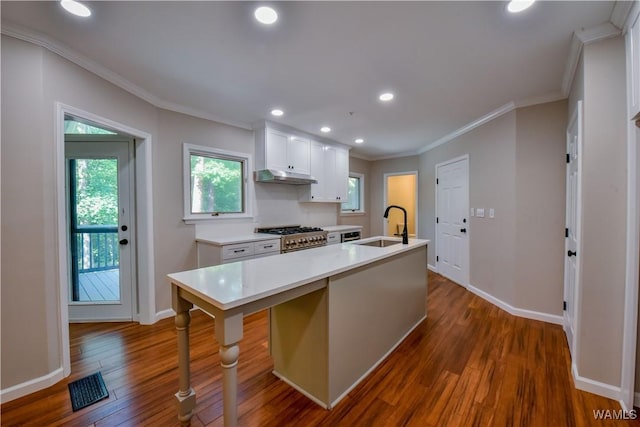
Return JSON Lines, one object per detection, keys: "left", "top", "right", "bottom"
{"left": 436, "top": 178, "right": 439, "bottom": 184}
{"left": 436, "top": 255, "right": 439, "bottom": 262}
{"left": 563, "top": 301, "right": 567, "bottom": 311}
{"left": 565, "top": 228, "right": 569, "bottom": 238}
{"left": 436, "top": 217, "right": 439, "bottom": 224}
{"left": 566, "top": 153, "right": 570, "bottom": 164}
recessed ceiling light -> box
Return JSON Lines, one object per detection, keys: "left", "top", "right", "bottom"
{"left": 320, "top": 126, "right": 331, "bottom": 133}
{"left": 355, "top": 138, "right": 364, "bottom": 144}
{"left": 379, "top": 92, "right": 394, "bottom": 102}
{"left": 271, "top": 109, "right": 284, "bottom": 117}
{"left": 60, "top": 0, "right": 91, "bottom": 17}
{"left": 507, "top": 0, "right": 535, "bottom": 13}
{"left": 255, "top": 6, "right": 278, "bottom": 25}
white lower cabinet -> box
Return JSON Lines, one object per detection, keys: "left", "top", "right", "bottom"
{"left": 326, "top": 232, "right": 340, "bottom": 245}
{"left": 301, "top": 142, "right": 349, "bottom": 203}
{"left": 197, "top": 238, "right": 281, "bottom": 266}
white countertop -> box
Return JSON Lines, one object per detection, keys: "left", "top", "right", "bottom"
{"left": 196, "top": 225, "right": 362, "bottom": 245}
{"left": 196, "top": 233, "right": 278, "bottom": 246}
{"left": 321, "top": 225, "right": 363, "bottom": 233}
{"left": 168, "top": 236, "right": 429, "bottom": 311}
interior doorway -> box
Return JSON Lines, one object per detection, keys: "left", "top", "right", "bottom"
{"left": 55, "top": 103, "right": 155, "bottom": 378}
{"left": 65, "top": 128, "right": 136, "bottom": 321}
{"left": 383, "top": 172, "right": 418, "bottom": 239}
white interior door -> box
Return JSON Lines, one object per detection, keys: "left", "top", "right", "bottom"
{"left": 436, "top": 156, "right": 469, "bottom": 286}
{"left": 564, "top": 101, "right": 582, "bottom": 358}
{"left": 66, "top": 137, "right": 136, "bottom": 321}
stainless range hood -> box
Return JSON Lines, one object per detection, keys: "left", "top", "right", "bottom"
{"left": 254, "top": 169, "right": 317, "bottom": 185}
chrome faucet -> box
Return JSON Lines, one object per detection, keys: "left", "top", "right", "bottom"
{"left": 383, "top": 205, "right": 409, "bottom": 244}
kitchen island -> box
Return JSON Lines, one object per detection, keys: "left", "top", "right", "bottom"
{"left": 168, "top": 236, "right": 429, "bottom": 426}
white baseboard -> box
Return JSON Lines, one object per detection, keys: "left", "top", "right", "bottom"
{"left": 427, "top": 263, "right": 437, "bottom": 272}
{"left": 155, "top": 308, "right": 176, "bottom": 322}
{"left": 467, "top": 284, "right": 563, "bottom": 325}
{"left": 0, "top": 367, "right": 64, "bottom": 404}
{"left": 572, "top": 363, "right": 622, "bottom": 402}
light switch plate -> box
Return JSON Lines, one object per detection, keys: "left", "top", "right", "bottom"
{"left": 489, "top": 208, "right": 495, "bottom": 218}
{"left": 470, "top": 208, "right": 475, "bottom": 217}
{"left": 476, "top": 208, "right": 485, "bottom": 218}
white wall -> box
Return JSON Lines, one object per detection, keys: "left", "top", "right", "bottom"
{"left": 0, "top": 35, "right": 341, "bottom": 394}
{"left": 514, "top": 101, "right": 567, "bottom": 314}
{"left": 573, "top": 36, "right": 628, "bottom": 388}
{"left": 418, "top": 111, "right": 518, "bottom": 304}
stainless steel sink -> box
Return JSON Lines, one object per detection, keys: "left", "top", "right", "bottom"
{"left": 357, "top": 239, "right": 402, "bottom": 248}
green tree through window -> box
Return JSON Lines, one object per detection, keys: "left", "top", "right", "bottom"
{"left": 74, "top": 159, "right": 118, "bottom": 226}
{"left": 190, "top": 154, "right": 243, "bottom": 214}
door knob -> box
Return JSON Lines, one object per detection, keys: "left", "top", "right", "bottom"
{"left": 460, "top": 228, "right": 467, "bottom": 233}
{"left": 119, "top": 239, "right": 129, "bottom": 245}
{"left": 567, "top": 250, "right": 576, "bottom": 257}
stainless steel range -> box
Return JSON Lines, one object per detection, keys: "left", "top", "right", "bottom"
{"left": 255, "top": 225, "right": 328, "bottom": 253}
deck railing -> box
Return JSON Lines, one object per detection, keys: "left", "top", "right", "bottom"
{"left": 74, "top": 225, "right": 119, "bottom": 273}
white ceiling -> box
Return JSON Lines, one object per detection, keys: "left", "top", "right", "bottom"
{"left": 1, "top": 1, "right": 616, "bottom": 159}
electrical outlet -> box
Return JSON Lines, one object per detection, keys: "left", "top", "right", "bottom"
{"left": 489, "top": 208, "right": 495, "bottom": 218}
{"left": 470, "top": 208, "right": 475, "bottom": 217}
{"left": 476, "top": 208, "right": 485, "bottom": 218}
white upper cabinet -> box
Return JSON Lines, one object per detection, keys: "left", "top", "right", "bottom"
{"left": 628, "top": 7, "right": 640, "bottom": 119}
{"left": 335, "top": 147, "right": 349, "bottom": 201}
{"left": 258, "top": 128, "right": 311, "bottom": 174}
{"left": 308, "top": 141, "right": 327, "bottom": 200}
{"left": 301, "top": 142, "right": 349, "bottom": 203}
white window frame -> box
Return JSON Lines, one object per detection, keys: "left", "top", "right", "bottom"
{"left": 341, "top": 172, "right": 366, "bottom": 215}
{"left": 183, "top": 143, "right": 252, "bottom": 222}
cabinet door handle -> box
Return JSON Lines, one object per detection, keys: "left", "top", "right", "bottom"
{"left": 119, "top": 239, "right": 129, "bottom": 245}
{"left": 567, "top": 250, "right": 577, "bottom": 257}
{"left": 264, "top": 245, "right": 273, "bottom": 249}
{"left": 234, "top": 249, "right": 245, "bottom": 253}
{"left": 460, "top": 228, "right": 466, "bottom": 233}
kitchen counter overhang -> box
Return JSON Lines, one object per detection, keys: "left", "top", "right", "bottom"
{"left": 168, "top": 236, "right": 429, "bottom": 426}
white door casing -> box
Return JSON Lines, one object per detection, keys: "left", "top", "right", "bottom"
{"left": 436, "top": 156, "right": 469, "bottom": 287}
{"left": 66, "top": 138, "right": 136, "bottom": 321}
{"left": 563, "top": 101, "right": 583, "bottom": 360}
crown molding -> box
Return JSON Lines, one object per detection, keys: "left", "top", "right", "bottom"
{"left": 368, "top": 150, "right": 420, "bottom": 162}
{"left": 560, "top": 21, "right": 622, "bottom": 98}
{"left": 0, "top": 21, "right": 252, "bottom": 130}
{"left": 417, "top": 102, "right": 515, "bottom": 155}
{"left": 514, "top": 91, "right": 565, "bottom": 109}
{"left": 610, "top": 0, "right": 635, "bottom": 31}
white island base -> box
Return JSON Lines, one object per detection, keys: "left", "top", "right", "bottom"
{"left": 270, "top": 246, "right": 427, "bottom": 408}
{"left": 169, "top": 237, "right": 428, "bottom": 427}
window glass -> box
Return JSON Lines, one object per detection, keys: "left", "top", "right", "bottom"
{"left": 183, "top": 144, "right": 250, "bottom": 221}
{"left": 65, "top": 119, "right": 116, "bottom": 135}
{"left": 190, "top": 153, "right": 243, "bottom": 214}
{"left": 342, "top": 173, "right": 364, "bottom": 213}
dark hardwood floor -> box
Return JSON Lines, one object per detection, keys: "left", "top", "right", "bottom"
{"left": 2, "top": 272, "right": 638, "bottom": 426}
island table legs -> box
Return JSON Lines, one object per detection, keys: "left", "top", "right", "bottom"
{"left": 174, "top": 294, "right": 195, "bottom": 425}
{"left": 172, "top": 283, "right": 245, "bottom": 427}
{"left": 216, "top": 312, "right": 244, "bottom": 427}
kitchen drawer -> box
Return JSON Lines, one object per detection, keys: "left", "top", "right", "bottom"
{"left": 222, "top": 243, "right": 255, "bottom": 260}
{"left": 327, "top": 232, "right": 340, "bottom": 245}
{"left": 254, "top": 239, "right": 280, "bottom": 254}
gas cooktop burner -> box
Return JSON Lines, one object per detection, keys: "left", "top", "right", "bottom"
{"left": 257, "top": 225, "right": 324, "bottom": 235}
{"left": 255, "top": 225, "right": 328, "bottom": 253}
